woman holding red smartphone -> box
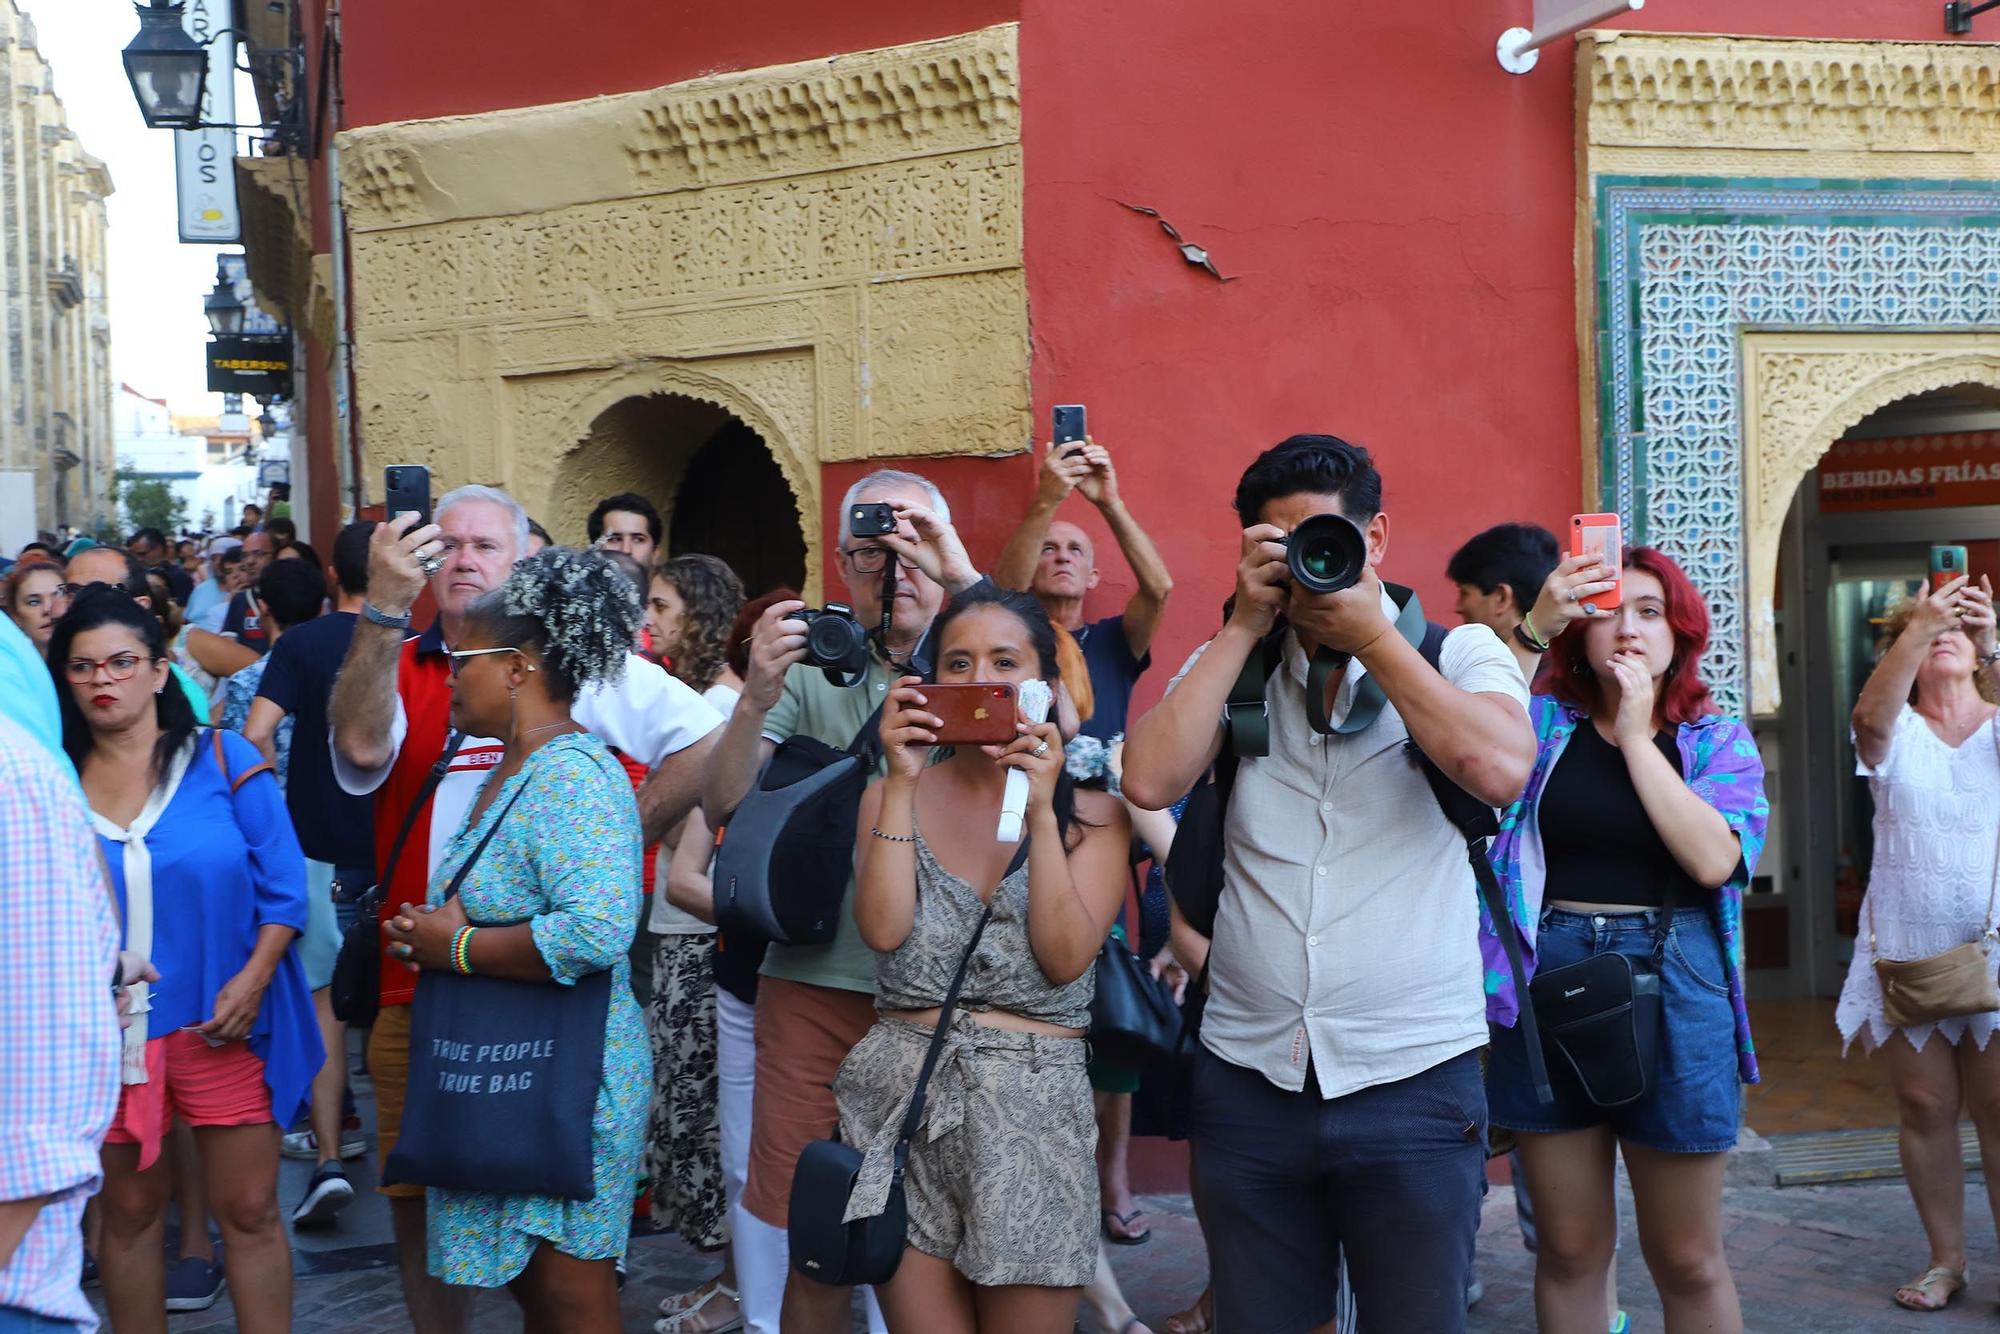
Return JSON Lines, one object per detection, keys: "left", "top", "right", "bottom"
{"left": 840, "top": 584, "right": 1130, "bottom": 1334}
{"left": 1480, "top": 546, "right": 1768, "bottom": 1334}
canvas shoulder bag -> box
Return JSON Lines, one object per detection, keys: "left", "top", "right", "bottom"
{"left": 1872, "top": 720, "right": 2000, "bottom": 1027}
{"left": 382, "top": 765, "right": 612, "bottom": 1200}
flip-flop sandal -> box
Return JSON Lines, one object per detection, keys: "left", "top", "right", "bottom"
{"left": 1893, "top": 1264, "right": 1966, "bottom": 1312}
{"left": 1101, "top": 1207, "right": 1151, "bottom": 1245}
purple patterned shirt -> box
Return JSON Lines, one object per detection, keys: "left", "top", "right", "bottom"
{"left": 0, "top": 716, "right": 121, "bottom": 1329}
{"left": 1480, "top": 695, "right": 1770, "bottom": 1084}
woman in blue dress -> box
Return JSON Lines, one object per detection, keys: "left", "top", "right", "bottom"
{"left": 52, "top": 585, "right": 319, "bottom": 1334}
{"left": 385, "top": 548, "right": 649, "bottom": 1332}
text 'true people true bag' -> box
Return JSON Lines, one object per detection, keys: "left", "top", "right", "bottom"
{"left": 381, "top": 772, "right": 610, "bottom": 1200}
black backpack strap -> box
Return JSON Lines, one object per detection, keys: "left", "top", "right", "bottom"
{"left": 1409, "top": 622, "right": 1550, "bottom": 1105}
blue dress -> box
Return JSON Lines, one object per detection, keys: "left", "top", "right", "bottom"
{"left": 423, "top": 732, "right": 648, "bottom": 1286}
{"left": 97, "top": 730, "right": 321, "bottom": 1130}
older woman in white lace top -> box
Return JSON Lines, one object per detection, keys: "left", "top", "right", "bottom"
{"left": 1837, "top": 572, "right": 2000, "bottom": 1314}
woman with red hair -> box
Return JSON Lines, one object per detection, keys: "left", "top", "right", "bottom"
{"left": 1480, "top": 546, "right": 1769, "bottom": 1334}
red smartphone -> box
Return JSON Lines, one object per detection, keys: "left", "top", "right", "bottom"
{"left": 924, "top": 683, "right": 1019, "bottom": 746}
{"left": 1570, "top": 512, "right": 1624, "bottom": 612}
{"left": 1930, "top": 544, "right": 1969, "bottom": 594}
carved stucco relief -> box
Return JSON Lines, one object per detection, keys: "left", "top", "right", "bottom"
{"left": 337, "top": 24, "right": 1025, "bottom": 559}
{"left": 1582, "top": 31, "right": 2000, "bottom": 166}
{"left": 1741, "top": 332, "right": 2000, "bottom": 713}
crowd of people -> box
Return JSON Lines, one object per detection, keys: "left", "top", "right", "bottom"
{"left": 1, "top": 431, "right": 1996, "bottom": 1334}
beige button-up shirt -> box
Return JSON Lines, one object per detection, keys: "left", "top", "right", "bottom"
{"left": 1168, "top": 607, "right": 1529, "bottom": 1100}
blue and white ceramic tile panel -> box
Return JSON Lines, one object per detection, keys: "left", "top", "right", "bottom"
{"left": 1595, "top": 178, "right": 2000, "bottom": 717}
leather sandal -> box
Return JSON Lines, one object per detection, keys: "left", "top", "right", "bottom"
{"left": 654, "top": 1278, "right": 743, "bottom": 1333}
{"left": 1893, "top": 1264, "right": 1966, "bottom": 1312}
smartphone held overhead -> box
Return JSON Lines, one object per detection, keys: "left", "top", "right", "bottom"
{"left": 1570, "top": 512, "right": 1623, "bottom": 612}
{"left": 385, "top": 464, "right": 432, "bottom": 530}
{"left": 1053, "top": 404, "right": 1087, "bottom": 453}
{"left": 1930, "top": 544, "right": 1969, "bottom": 593}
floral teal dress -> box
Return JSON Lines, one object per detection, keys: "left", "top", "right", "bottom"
{"left": 423, "top": 732, "right": 649, "bottom": 1286}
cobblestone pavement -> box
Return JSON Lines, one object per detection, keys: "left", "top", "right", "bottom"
{"left": 100, "top": 1173, "right": 2000, "bottom": 1332}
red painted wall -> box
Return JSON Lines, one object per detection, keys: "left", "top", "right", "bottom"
{"left": 327, "top": 0, "right": 1954, "bottom": 704}
{"left": 1014, "top": 0, "right": 1950, "bottom": 705}
{"left": 339, "top": 1, "right": 1019, "bottom": 128}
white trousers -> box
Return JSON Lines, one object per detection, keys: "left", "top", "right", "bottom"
{"left": 719, "top": 986, "right": 886, "bottom": 1334}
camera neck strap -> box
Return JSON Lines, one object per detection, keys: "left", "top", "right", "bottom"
{"left": 1312, "top": 584, "right": 1429, "bottom": 737}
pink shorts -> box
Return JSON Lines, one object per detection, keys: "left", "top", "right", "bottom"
{"left": 105, "top": 1030, "right": 273, "bottom": 1169}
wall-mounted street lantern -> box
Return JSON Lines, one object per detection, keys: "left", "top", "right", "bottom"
{"left": 121, "top": 1, "right": 308, "bottom": 151}
{"left": 121, "top": 2, "right": 207, "bottom": 129}
{"left": 203, "top": 271, "right": 246, "bottom": 335}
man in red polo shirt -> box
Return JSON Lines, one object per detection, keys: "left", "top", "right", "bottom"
{"left": 331, "top": 484, "right": 719, "bottom": 1332}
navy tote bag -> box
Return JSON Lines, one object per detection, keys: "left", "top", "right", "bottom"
{"left": 382, "top": 776, "right": 611, "bottom": 1200}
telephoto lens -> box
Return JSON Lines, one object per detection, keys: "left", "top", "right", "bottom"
{"left": 799, "top": 603, "right": 871, "bottom": 682}
{"left": 1284, "top": 513, "right": 1368, "bottom": 595}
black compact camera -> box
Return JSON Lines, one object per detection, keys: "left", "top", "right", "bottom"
{"left": 1283, "top": 513, "right": 1368, "bottom": 595}
{"left": 800, "top": 602, "right": 870, "bottom": 682}
{"left": 848, "top": 502, "right": 897, "bottom": 538}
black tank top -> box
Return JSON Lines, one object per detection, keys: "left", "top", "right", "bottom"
{"left": 1539, "top": 719, "right": 1697, "bottom": 910}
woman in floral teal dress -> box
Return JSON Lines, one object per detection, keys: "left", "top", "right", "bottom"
{"left": 386, "top": 548, "right": 650, "bottom": 1331}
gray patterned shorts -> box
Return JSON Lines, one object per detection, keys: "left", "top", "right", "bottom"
{"left": 834, "top": 1015, "right": 1098, "bottom": 1289}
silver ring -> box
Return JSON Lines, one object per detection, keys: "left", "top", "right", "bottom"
{"left": 1563, "top": 586, "right": 1577, "bottom": 602}
{"left": 1580, "top": 602, "right": 1599, "bottom": 616}
{"left": 1031, "top": 741, "right": 1051, "bottom": 757}
{"left": 417, "top": 555, "right": 443, "bottom": 577}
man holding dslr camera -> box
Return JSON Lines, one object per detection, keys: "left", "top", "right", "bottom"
{"left": 703, "top": 468, "right": 981, "bottom": 1334}
{"left": 1124, "top": 435, "right": 1535, "bottom": 1334}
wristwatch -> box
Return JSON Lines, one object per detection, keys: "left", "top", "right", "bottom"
{"left": 360, "top": 600, "right": 413, "bottom": 631}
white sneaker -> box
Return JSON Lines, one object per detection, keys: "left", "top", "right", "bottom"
{"left": 280, "top": 1129, "right": 367, "bottom": 1161}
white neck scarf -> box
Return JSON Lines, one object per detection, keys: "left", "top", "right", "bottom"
{"left": 90, "top": 739, "right": 194, "bottom": 1085}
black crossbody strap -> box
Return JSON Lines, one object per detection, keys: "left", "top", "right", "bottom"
{"left": 894, "top": 836, "right": 1033, "bottom": 1149}
{"left": 443, "top": 774, "right": 536, "bottom": 903}
{"left": 369, "top": 729, "right": 461, "bottom": 910}
{"left": 1468, "top": 844, "right": 1551, "bottom": 1106}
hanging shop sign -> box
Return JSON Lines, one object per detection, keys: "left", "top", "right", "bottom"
{"left": 207, "top": 333, "right": 291, "bottom": 397}
{"left": 1818, "top": 431, "right": 2000, "bottom": 513}
{"left": 174, "top": 0, "right": 239, "bottom": 242}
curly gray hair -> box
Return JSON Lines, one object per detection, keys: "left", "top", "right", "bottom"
{"left": 462, "top": 547, "right": 639, "bottom": 702}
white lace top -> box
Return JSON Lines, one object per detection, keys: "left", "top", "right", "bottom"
{"left": 1837, "top": 705, "right": 2000, "bottom": 1053}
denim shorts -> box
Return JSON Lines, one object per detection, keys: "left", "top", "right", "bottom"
{"left": 1486, "top": 906, "right": 1741, "bottom": 1154}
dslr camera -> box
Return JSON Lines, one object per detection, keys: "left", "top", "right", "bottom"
{"left": 799, "top": 602, "right": 870, "bottom": 682}
{"left": 1282, "top": 512, "right": 1368, "bottom": 595}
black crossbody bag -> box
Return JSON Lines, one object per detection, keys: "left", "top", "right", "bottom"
{"left": 788, "top": 837, "right": 1030, "bottom": 1288}
{"left": 330, "top": 729, "right": 462, "bottom": 1027}
{"left": 1524, "top": 888, "right": 1673, "bottom": 1109}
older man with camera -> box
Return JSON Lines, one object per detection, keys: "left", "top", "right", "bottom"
{"left": 1124, "top": 435, "right": 1536, "bottom": 1334}
{"left": 702, "top": 469, "right": 980, "bottom": 1334}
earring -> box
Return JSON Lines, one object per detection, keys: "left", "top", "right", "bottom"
{"left": 154, "top": 685, "right": 164, "bottom": 695}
